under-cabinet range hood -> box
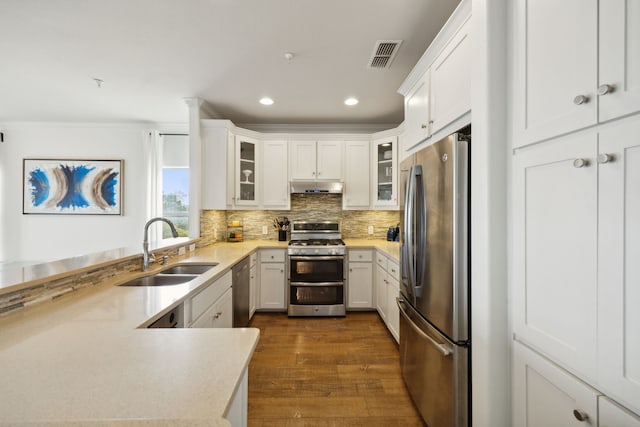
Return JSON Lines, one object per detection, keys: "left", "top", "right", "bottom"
{"left": 290, "top": 181, "right": 343, "bottom": 194}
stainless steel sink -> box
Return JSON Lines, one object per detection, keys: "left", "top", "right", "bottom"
{"left": 159, "top": 263, "right": 218, "bottom": 275}
{"left": 119, "top": 274, "right": 198, "bottom": 287}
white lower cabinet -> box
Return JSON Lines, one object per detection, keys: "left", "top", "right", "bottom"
{"left": 187, "top": 271, "right": 233, "bottom": 328}
{"left": 190, "top": 288, "right": 233, "bottom": 328}
{"left": 600, "top": 396, "right": 640, "bottom": 427}
{"left": 375, "top": 263, "right": 388, "bottom": 321}
{"left": 249, "top": 253, "right": 257, "bottom": 318}
{"left": 374, "top": 251, "right": 399, "bottom": 343}
{"left": 386, "top": 272, "right": 399, "bottom": 342}
{"left": 513, "top": 341, "right": 600, "bottom": 427}
{"left": 347, "top": 250, "right": 373, "bottom": 309}
{"left": 224, "top": 367, "right": 248, "bottom": 427}
{"left": 258, "top": 249, "right": 286, "bottom": 310}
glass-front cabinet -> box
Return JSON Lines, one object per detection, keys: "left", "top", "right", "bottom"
{"left": 373, "top": 136, "right": 398, "bottom": 208}
{"left": 235, "top": 135, "right": 259, "bottom": 206}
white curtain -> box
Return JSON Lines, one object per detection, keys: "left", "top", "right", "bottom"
{"left": 143, "top": 130, "right": 163, "bottom": 243}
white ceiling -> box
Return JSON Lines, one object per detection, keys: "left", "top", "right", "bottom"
{"left": 0, "top": 0, "right": 461, "bottom": 126}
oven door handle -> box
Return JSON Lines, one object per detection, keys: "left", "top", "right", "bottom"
{"left": 289, "top": 281, "right": 345, "bottom": 287}
{"left": 289, "top": 256, "right": 344, "bottom": 261}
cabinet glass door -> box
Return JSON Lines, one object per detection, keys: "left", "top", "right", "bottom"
{"left": 374, "top": 137, "right": 398, "bottom": 207}
{"left": 237, "top": 138, "right": 257, "bottom": 204}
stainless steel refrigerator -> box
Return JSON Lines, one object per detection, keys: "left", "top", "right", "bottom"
{"left": 398, "top": 128, "right": 471, "bottom": 427}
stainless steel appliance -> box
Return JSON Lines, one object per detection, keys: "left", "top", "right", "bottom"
{"left": 287, "top": 222, "right": 346, "bottom": 316}
{"left": 148, "top": 304, "right": 184, "bottom": 328}
{"left": 232, "top": 257, "right": 250, "bottom": 327}
{"left": 399, "top": 127, "right": 471, "bottom": 427}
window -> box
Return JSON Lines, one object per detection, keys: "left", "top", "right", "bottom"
{"left": 162, "top": 135, "right": 189, "bottom": 238}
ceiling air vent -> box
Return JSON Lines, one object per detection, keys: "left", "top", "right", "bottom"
{"left": 368, "top": 40, "right": 403, "bottom": 69}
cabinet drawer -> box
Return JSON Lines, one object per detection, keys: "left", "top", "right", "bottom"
{"left": 387, "top": 259, "right": 400, "bottom": 280}
{"left": 349, "top": 250, "right": 373, "bottom": 262}
{"left": 190, "top": 271, "right": 232, "bottom": 324}
{"left": 375, "top": 252, "right": 388, "bottom": 270}
{"left": 260, "top": 249, "right": 285, "bottom": 263}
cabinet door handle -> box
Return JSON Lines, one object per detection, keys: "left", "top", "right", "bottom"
{"left": 573, "top": 409, "right": 589, "bottom": 422}
{"left": 573, "top": 94, "right": 590, "bottom": 105}
{"left": 421, "top": 124, "right": 427, "bottom": 129}
{"left": 214, "top": 312, "right": 222, "bottom": 319}
{"left": 597, "top": 153, "right": 613, "bottom": 164}
{"left": 573, "top": 158, "right": 589, "bottom": 168}
{"left": 349, "top": 268, "right": 353, "bottom": 272}
{"left": 597, "top": 84, "right": 614, "bottom": 96}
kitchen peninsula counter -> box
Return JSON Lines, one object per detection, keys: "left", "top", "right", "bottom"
{"left": 0, "top": 239, "right": 397, "bottom": 425}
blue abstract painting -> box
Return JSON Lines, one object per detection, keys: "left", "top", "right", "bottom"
{"left": 23, "top": 159, "right": 123, "bottom": 215}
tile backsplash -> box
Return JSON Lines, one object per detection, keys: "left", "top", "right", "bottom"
{"left": 201, "top": 194, "right": 400, "bottom": 242}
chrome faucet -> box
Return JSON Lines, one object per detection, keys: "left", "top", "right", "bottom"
{"left": 142, "top": 217, "right": 179, "bottom": 271}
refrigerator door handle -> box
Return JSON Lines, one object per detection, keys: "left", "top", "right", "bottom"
{"left": 413, "top": 166, "right": 425, "bottom": 298}
{"left": 404, "top": 165, "right": 416, "bottom": 296}
{"left": 398, "top": 298, "right": 453, "bottom": 357}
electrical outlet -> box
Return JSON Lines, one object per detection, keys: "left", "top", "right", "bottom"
{"left": 189, "top": 243, "right": 196, "bottom": 252}
{"left": 262, "top": 226, "right": 268, "bottom": 235}
{"left": 178, "top": 246, "right": 186, "bottom": 256}
{"left": 367, "top": 225, "right": 374, "bottom": 235}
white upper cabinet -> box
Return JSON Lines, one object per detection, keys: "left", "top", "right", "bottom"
{"left": 201, "top": 126, "right": 231, "bottom": 210}
{"left": 316, "top": 141, "right": 343, "bottom": 180}
{"left": 234, "top": 135, "right": 259, "bottom": 207}
{"left": 343, "top": 141, "right": 370, "bottom": 208}
{"left": 514, "top": 0, "right": 598, "bottom": 146}
{"left": 430, "top": 17, "right": 471, "bottom": 134}
{"left": 261, "top": 140, "right": 289, "bottom": 209}
{"left": 372, "top": 137, "right": 398, "bottom": 208}
{"left": 599, "top": 0, "right": 640, "bottom": 122}
{"left": 597, "top": 120, "right": 640, "bottom": 414}
{"left": 289, "top": 141, "right": 316, "bottom": 180}
{"left": 399, "top": 3, "right": 471, "bottom": 152}
{"left": 513, "top": 132, "right": 598, "bottom": 378}
{"left": 404, "top": 71, "right": 431, "bottom": 148}
{"left": 514, "top": 0, "right": 640, "bottom": 147}
{"left": 289, "top": 140, "right": 343, "bottom": 180}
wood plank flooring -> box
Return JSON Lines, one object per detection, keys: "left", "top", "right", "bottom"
{"left": 247, "top": 312, "right": 426, "bottom": 426}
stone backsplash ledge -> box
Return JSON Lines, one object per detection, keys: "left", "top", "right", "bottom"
{"left": 201, "top": 194, "right": 401, "bottom": 243}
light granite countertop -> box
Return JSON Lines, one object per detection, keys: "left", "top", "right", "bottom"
{"left": 0, "top": 239, "right": 398, "bottom": 426}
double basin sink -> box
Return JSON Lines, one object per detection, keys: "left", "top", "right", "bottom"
{"left": 119, "top": 263, "right": 218, "bottom": 287}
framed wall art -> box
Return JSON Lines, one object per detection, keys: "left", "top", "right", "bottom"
{"left": 23, "top": 159, "right": 123, "bottom": 215}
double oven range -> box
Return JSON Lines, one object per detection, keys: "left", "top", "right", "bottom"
{"left": 287, "top": 222, "right": 346, "bottom": 316}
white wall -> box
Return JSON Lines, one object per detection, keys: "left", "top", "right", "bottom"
{"left": 0, "top": 123, "right": 150, "bottom": 263}
{"left": 471, "top": 0, "right": 510, "bottom": 426}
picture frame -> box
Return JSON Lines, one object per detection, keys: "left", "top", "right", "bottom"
{"left": 23, "top": 159, "right": 123, "bottom": 215}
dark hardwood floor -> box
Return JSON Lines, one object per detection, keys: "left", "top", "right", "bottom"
{"left": 247, "top": 312, "right": 426, "bottom": 426}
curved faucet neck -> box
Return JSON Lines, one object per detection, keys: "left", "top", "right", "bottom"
{"left": 142, "top": 217, "right": 179, "bottom": 271}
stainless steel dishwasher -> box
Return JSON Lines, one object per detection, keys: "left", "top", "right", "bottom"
{"left": 232, "top": 257, "right": 250, "bottom": 327}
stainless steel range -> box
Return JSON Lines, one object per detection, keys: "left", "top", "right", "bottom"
{"left": 287, "top": 222, "right": 346, "bottom": 317}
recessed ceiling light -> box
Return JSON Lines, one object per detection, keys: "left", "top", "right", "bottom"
{"left": 344, "top": 97, "right": 359, "bottom": 106}
{"left": 259, "top": 97, "right": 274, "bottom": 106}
